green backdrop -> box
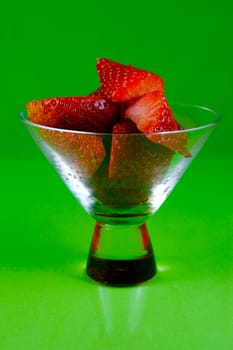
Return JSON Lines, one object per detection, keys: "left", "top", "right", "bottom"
{"left": 1, "top": 0, "right": 233, "bottom": 159}
{"left": 0, "top": 1, "right": 232, "bottom": 349}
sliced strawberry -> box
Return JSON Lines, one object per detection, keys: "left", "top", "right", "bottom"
{"left": 111, "top": 119, "right": 139, "bottom": 134}
{"left": 90, "top": 120, "right": 174, "bottom": 205}
{"left": 125, "top": 92, "right": 191, "bottom": 157}
{"left": 108, "top": 119, "right": 173, "bottom": 179}
{"left": 26, "top": 96, "right": 120, "bottom": 133}
{"left": 40, "top": 129, "right": 106, "bottom": 176}
{"left": 109, "top": 120, "right": 140, "bottom": 179}
{"left": 96, "top": 58, "right": 164, "bottom": 102}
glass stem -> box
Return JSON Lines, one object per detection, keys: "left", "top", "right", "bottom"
{"left": 86, "top": 222, "right": 156, "bottom": 286}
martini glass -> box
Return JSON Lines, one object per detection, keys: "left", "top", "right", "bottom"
{"left": 19, "top": 103, "right": 220, "bottom": 286}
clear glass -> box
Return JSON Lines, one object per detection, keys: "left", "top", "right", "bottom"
{"left": 19, "top": 103, "right": 220, "bottom": 286}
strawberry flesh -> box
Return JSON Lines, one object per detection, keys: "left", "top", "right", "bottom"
{"left": 125, "top": 91, "right": 191, "bottom": 157}
{"left": 96, "top": 58, "right": 164, "bottom": 102}
{"left": 27, "top": 96, "right": 120, "bottom": 133}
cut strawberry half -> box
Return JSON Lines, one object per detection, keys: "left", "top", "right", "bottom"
{"left": 89, "top": 120, "right": 173, "bottom": 206}
{"left": 125, "top": 91, "right": 191, "bottom": 157}
{"left": 40, "top": 129, "right": 106, "bottom": 176}
{"left": 108, "top": 120, "right": 173, "bottom": 181}
{"left": 111, "top": 119, "right": 139, "bottom": 134}
{"left": 96, "top": 58, "right": 164, "bottom": 102}
{"left": 109, "top": 120, "right": 139, "bottom": 178}
{"left": 26, "top": 96, "right": 120, "bottom": 133}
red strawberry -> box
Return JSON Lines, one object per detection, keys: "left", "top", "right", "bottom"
{"left": 111, "top": 119, "right": 139, "bottom": 134}
{"left": 89, "top": 86, "right": 107, "bottom": 97}
{"left": 108, "top": 120, "right": 173, "bottom": 179}
{"left": 90, "top": 119, "right": 174, "bottom": 206}
{"left": 26, "top": 96, "right": 120, "bottom": 133}
{"left": 96, "top": 58, "right": 164, "bottom": 102}
{"left": 108, "top": 120, "right": 140, "bottom": 179}
{"left": 40, "top": 129, "right": 106, "bottom": 176}
{"left": 125, "top": 91, "right": 191, "bottom": 157}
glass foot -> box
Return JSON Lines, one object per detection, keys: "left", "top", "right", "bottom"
{"left": 87, "top": 222, "right": 156, "bottom": 286}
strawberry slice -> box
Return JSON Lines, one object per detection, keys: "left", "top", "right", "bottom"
{"left": 90, "top": 119, "right": 174, "bottom": 205}
{"left": 26, "top": 96, "right": 120, "bottom": 133}
{"left": 111, "top": 119, "right": 139, "bottom": 134}
{"left": 40, "top": 129, "right": 106, "bottom": 177}
{"left": 125, "top": 92, "right": 191, "bottom": 157}
{"left": 108, "top": 119, "right": 173, "bottom": 179}
{"left": 96, "top": 58, "right": 164, "bottom": 102}
{"left": 109, "top": 120, "right": 140, "bottom": 178}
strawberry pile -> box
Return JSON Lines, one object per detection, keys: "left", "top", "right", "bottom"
{"left": 27, "top": 58, "right": 191, "bottom": 205}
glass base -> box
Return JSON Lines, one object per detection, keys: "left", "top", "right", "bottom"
{"left": 86, "top": 222, "right": 156, "bottom": 286}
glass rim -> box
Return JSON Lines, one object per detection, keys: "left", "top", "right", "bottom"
{"left": 19, "top": 102, "right": 221, "bottom": 136}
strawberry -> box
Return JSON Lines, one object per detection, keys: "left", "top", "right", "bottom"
{"left": 26, "top": 96, "right": 120, "bottom": 133}
{"left": 96, "top": 58, "right": 164, "bottom": 102}
{"left": 90, "top": 120, "right": 174, "bottom": 206}
{"left": 108, "top": 119, "right": 174, "bottom": 178}
{"left": 89, "top": 86, "right": 107, "bottom": 97}
{"left": 108, "top": 120, "right": 140, "bottom": 178}
{"left": 40, "top": 129, "right": 106, "bottom": 176}
{"left": 125, "top": 91, "right": 191, "bottom": 157}
{"left": 111, "top": 119, "right": 139, "bottom": 134}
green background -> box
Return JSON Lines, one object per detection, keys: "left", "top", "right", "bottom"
{"left": 0, "top": 1, "right": 232, "bottom": 349}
